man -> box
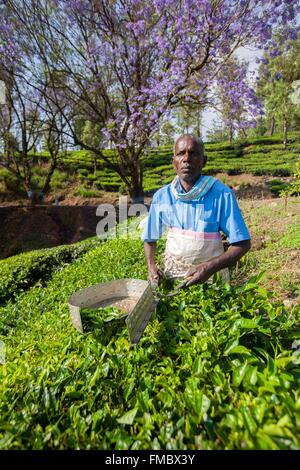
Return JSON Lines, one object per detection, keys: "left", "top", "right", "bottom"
{"left": 141, "top": 134, "right": 251, "bottom": 288}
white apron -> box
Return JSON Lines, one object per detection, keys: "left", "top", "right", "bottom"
{"left": 163, "top": 227, "right": 230, "bottom": 283}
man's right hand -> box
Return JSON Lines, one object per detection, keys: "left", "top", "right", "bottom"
{"left": 148, "top": 265, "right": 164, "bottom": 289}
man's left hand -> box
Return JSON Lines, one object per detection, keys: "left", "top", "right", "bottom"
{"left": 183, "top": 263, "right": 213, "bottom": 287}
{"left": 180, "top": 240, "right": 251, "bottom": 289}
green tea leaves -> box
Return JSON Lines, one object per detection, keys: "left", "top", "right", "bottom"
{"left": 0, "top": 228, "right": 299, "bottom": 449}
{"left": 116, "top": 408, "right": 138, "bottom": 426}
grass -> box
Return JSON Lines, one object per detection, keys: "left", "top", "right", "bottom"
{"left": 233, "top": 197, "right": 300, "bottom": 302}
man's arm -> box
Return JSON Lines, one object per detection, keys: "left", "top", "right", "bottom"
{"left": 144, "top": 241, "right": 163, "bottom": 286}
{"left": 184, "top": 239, "right": 251, "bottom": 287}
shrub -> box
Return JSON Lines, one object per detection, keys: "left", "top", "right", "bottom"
{"left": 74, "top": 187, "right": 102, "bottom": 198}
{"left": 267, "top": 179, "right": 290, "bottom": 196}
{"left": 0, "top": 238, "right": 100, "bottom": 306}
{"left": 272, "top": 168, "right": 291, "bottom": 177}
{"left": 280, "top": 161, "right": 300, "bottom": 197}
{"left": 0, "top": 228, "right": 299, "bottom": 449}
{"left": 100, "top": 182, "right": 122, "bottom": 191}
{"left": 51, "top": 170, "right": 72, "bottom": 190}
{"left": 0, "top": 171, "right": 25, "bottom": 194}
{"left": 78, "top": 169, "right": 89, "bottom": 177}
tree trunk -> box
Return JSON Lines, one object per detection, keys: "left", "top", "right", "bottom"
{"left": 42, "top": 157, "right": 57, "bottom": 195}
{"left": 23, "top": 180, "right": 35, "bottom": 205}
{"left": 229, "top": 125, "right": 233, "bottom": 143}
{"left": 269, "top": 115, "right": 275, "bottom": 136}
{"left": 128, "top": 160, "right": 144, "bottom": 202}
{"left": 196, "top": 112, "right": 201, "bottom": 138}
{"left": 283, "top": 116, "right": 288, "bottom": 148}
{"left": 242, "top": 128, "right": 247, "bottom": 139}
{"left": 93, "top": 154, "right": 97, "bottom": 175}
{"left": 156, "top": 131, "right": 160, "bottom": 147}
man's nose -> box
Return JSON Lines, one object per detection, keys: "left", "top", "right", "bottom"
{"left": 182, "top": 150, "right": 192, "bottom": 161}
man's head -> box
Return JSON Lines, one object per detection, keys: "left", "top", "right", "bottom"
{"left": 173, "top": 134, "right": 207, "bottom": 186}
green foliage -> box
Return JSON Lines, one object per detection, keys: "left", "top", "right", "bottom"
{"left": 256, "top": 34, "right": 300, "bottom": 135}
{"left": 173, "top": 104, "right": 202, "bottom": 137}
{"left": 0, "top": 225, "right": 299, "bottom": 449}
{"left": 232, "top": 197, "right": 300, "bottom": 300}
{"left": 0, "top": 239, "right": 100, "bottom": 306}
{"left": 280, "top": 161, "right": 300, "bottom": 197}
{"left": 0, "top": 169, "right": 25, "bottom": 194}
{"left": 51, "top": 170, "right": 72, "bottom": 190}
{"left": 266, "top": 179, "right": 290, "bottom": 196}
{"left": 78, "top": 169, "right": 89, "bottom": 177}
{"left": 73, "top": 187, "right": 103, "bottom": 198}
{"left": 7, "top": 132, "right": 300, "bottom": 197}
{"left": 81, "top": 121, "right": 103, "bottom": 150}
{"left": 99, "top": 182, "right": 122, "bottom": 192}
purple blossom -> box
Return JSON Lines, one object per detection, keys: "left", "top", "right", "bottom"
{"left": 2, "top": 0, "right": 300, "bottom": 149}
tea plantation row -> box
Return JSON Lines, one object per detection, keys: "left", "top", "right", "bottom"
{"left": 1, "top": 133, "right": 299, "bottom": 198}
{"left": 0, "top": 221, "right": 299, "bottom": 449}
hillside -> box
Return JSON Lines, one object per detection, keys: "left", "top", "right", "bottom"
{"left": 0, "top": 133, "right": 299, "bottom": 203}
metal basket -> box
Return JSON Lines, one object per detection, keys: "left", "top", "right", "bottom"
{"left": 68, "top": 279, "right": 158, "bottom": 346}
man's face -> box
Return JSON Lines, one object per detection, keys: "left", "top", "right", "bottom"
{"left": 173, "top": 136, "right": 206, "bottom": 184}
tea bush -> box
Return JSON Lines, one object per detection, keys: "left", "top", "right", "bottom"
{"left": 0, "top": 223, "right": 299, "bottom": 449}
{"left": 0, "top": 238, "right": 101, "bottom": 306}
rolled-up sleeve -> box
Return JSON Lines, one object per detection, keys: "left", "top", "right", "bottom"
{"left": 219, "top": 190, "right": 251, "bottom": 244}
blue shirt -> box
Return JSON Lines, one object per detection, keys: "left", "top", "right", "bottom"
{"left": 141, "top": 179, "right": 250, "bottom": 244}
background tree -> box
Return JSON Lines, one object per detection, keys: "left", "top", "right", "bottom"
{"left": 153, "top": 119, "right": 176, "bottom": 147}
{"left": 81, "top": 121, "right": 103, "bottom": 174}
{"left": 215, "top": 59, "right": 261, "bottom": 142}
{"left": 256, "top": 33, "right": 300, "bottom": 146}
{"left": 0, "top": 67, "right": 67, "bottom": 200}
{"left": 2, "top": 0, "right": 300, "bottom": 199}
{"left": 174, "top": 103, "right": 203, "bottom": 138}
{"left": 206, "top": 120, "right": 229, "bottom": 143}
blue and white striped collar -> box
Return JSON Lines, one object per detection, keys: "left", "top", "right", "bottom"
{"left": 171, "top": 175, "right": 216, "bottom": 201}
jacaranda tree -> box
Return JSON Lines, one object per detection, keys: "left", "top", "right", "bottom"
{"left": 1, "top": 0, "right": 300, "bottom": 199}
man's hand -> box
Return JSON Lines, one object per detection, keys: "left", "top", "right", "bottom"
{"left": 148, "top": 265, "right": 164, "bottom": 288}
{"left": 184, "top": 263, "right": 213, "bottom": 287}
{"left": 182, "top": 240, "right": 251, "bottom": 288}
{"left": 144, "top": 241, "right": 164, "bottom": 288}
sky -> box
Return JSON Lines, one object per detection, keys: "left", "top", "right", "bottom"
{"left": 201, "top": 46, "right": 263, "bottom": 141}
